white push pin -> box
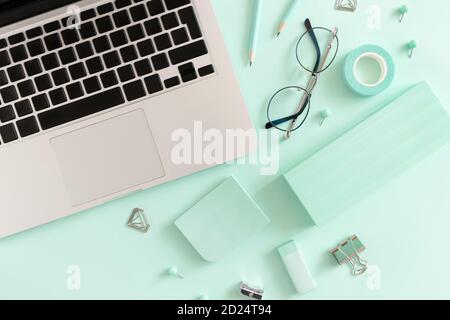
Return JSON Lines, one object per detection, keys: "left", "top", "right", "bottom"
{"left": 319, "top": 109, "right": 332, "bottom": 126}
{"left": 167, "top": 266, "right": 184, "bottom": 279}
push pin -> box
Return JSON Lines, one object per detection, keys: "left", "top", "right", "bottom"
{"left": 398, "top": 5, "right": 409, "bottom": 23}
{"left": 407, "top": 40, "right": 417, "bottom": 58}
{"left": 167, "top": 266, "right": 184, "bottom": 279}
{"left": 319, "top": 109, "right": 332, "bottom": 126}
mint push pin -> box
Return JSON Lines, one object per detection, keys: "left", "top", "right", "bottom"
{"left": 167, "top": 266, "right": 184, "bottom": 279}
{"left": 398, "top": 5, "right": 409, "bottom": 23}
{"left": 319, "top": 109, "right": 332, "bottom": 126}
{"left": 407, "top": 40, "right": 417, "bottom": 58}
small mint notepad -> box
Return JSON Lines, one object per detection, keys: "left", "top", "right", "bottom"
{"left": 285, "top": 82, "right": 450, "bottom": 225}
{"left": 175, "top": 177, "right": 269, "bottom": 262}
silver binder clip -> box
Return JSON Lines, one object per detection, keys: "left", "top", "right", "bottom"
{"left": 240, "top": 282, "right": 264, "bottom": 300}
{"left": 330, "top": 235, "right": 368, "bottom": 275}
{"left": 334, "top": 0, "right": 357, "bottom": 12}
{"left": 127, "top": 208, "right": 150, "bottom": 233}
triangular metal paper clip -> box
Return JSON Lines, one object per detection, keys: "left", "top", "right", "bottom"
{"left": 335, "top": 0, "right": 357, "bottom": 12}
{"left": 127, "top": 208, "right": 150, "bottom": 233}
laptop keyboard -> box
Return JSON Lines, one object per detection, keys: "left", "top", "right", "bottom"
{"left": 0, "top": 0, "right": 215, "bottom": 145}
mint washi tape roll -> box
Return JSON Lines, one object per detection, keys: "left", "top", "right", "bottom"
{"left": 344, "top": 45, "right": 395, "bottom": 96}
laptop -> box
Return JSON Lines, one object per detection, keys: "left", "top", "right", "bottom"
{"left": 0, "top": 0, "right": 253, "bottom": 238}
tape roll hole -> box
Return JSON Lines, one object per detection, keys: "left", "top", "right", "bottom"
{"left": 353, "top": 52, "right": 388, "bottom": 87}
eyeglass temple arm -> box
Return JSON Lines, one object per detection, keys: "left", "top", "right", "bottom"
{"left": 305, "top": 18, "right": 321, "bottom": 73}
{"left": 265, "top": 96, "right": 310, "bottom": 129}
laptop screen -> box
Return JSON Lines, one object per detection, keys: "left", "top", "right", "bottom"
{"left": 0, "top": 0, "right": 78, "bottom": 28}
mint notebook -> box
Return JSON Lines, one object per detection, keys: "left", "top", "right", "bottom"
{"left": 285, "top": 82, "right": 450, "bottom": 225}
{"left": 175, "top": 177, "right": 269, "bottom": 262}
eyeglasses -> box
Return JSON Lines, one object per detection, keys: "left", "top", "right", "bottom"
{"left": 265, "top": 19, "right": 339, "bottom": 138}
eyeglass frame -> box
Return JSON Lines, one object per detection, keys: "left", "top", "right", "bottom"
{"left": 265, "top": 19, "right": 339, "bottom": 138}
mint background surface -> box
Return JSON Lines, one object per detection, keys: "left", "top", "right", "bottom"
{"left": 1, "top": 0, "right": 449, "bottom": 299}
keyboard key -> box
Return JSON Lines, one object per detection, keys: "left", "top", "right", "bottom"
{"left": 79, "top": 21, "right": 97, "bottom": 39}
{"left": 26, "top": 27, "right": 43, "bottom": 39}
{"left": 161, "top": 12, "right": 179, "bottom": 30}
{"left": 102, "top": 51, "right": 121, "bottom": 68}
{"left": 86, "top": 56, "right": 104, "bottom": 74}
{"left": 0, "top": 51, "right": 11, "bottom": 68}
{"left": 96, "top": 16, "right": 114, "bottom": 33}
{"left": 44, "top": 21, "right": 61, "bottom": 33}
{"left": 127, "top": 24, "right": 145, "bottom": 42}
{"left": 93, "top": 35, "right": 111, "bottom": 53}
{"left": 16, "top": 116, "right": 40, "bottom": 137}
{"left": 34, "top": 74, "right": 53, "bottom": 91}
{"left": 98, "top": 2, "right": 114, "bottom": 14}
{"left": 58, "top": 47, "right": 77, "bottom": 65}
{"left": 179, "top": 6, "right": 202, "bottom": 39}
{"left": 164, "top": 76, "right": 180, "bottom": 88}
{"left": 27, "top": 39, "right": 45, "bottom": 56}
{"left": 178, "top": 62, "right": 197, "bottom": 82}
{"left": 154, "top": 33, "right": 172, "bottom": 50}
{"left": 17, "top": 80, "right": 36, "bottom": 97}
{"left": 198, "top": 64, "right": 215, "bottom": 77}
{"left": 7, "top": 65, "right": 25, "bottom": 82}
{"left": 113, "top": 10, "right": 131, "bottom": 28}
{"left": 117, "top": 64, "right": 136, "bottom": 82}
{"left": 147, "top": 0, "right": 165, "bottom": 16}
{"left": 136, "top": 39, "right": 155, "bottom": 57}
{"left": 76, "top": 41, "right": 94, "bottom": 59}
{"left": 0, "top": 86, "right": 18, "bottom": 103}
{"left": 144, "top": 18, "right": 162, "bottom": 36}
{"left": 8, "top": 33, "right": 25, "bottom": 45}
{"left": 0, "top": 123, "right": 18, "bottom": 143}
{"left": 41, "top": 53, "right": 60, "bottom": 70}
{"left": 0, "top": 105, "right": 15, "bottom": 123}
{"left": 49, "top": 88, "right": 67, "bottom": 105}
{"left": 144, "top": 74, "right": 163, "bottom": 94}
{"left": 35, "top": 74, "right": 53, "bottom": 91}
{"left": 120, "top": 45, "right": 138, "bottom": 62}
{"left": 171, "top": 27, "right": 189, "bottom": 45}
{"left": 83, "top": 76, "right": 101, "bottom": 94}
{"left": 0, "top": 39, "right": 6, "bottom": 49}
{"left": 123, "top": 79, "right": 146, "bottom": 101}
{"left": 32, "top": 94, "right": 50, "bottom": 111}
{"left": 110, "top": 29, "right": 128, "bottom": 47}
{"left": 0, "top": 70, "right": 7, "bottom": 86}
{"left": 151, "top": 52, "right": 169, "bottom": 70}
{"left": 134, "top": 59, "right": 152, "bottom": 76}
{"left": 164, "top": 0, "right": 190, "bottom": 10}
{"left": 10, "top": 45, "right": 28, "bottom": 62}
{"left": 100, "top": 70, "right": 119, "bottom": 88}
{"left": 38, "top": 87, "right": 125, "bottom": 130}
{"left": 24, "top": 59, "right": 43, "bottom": 77}
{"left": 15, "top": 99, "right": 33, "bottom": 117}
{"left": 69, "top": 62, "right": 87, "bottom": 80}
{"left": 115, "top": 0, "right": 132, "bottom": 9}
{"left": 168, "top": 40, "right": 207, "bottom": 65}
{"left": 66, "top": 82, "right": 84, "bottom": 99}
{"left": 44, "top": 34, "right": 63, "bottom": 51}
{"left": 62, "top": 15, "right": 79, "bottom": 28}
{"left": 130, "top": 4, "right": 148, "bottom": 22}
{"left": 81, "top": 8, "right": 96, "bottom": 21}
{"left": 51, "top": 68, "right": 70, "bottom": 86}
{"left": 61, "top": 28, "right": 80, "bottom": 45}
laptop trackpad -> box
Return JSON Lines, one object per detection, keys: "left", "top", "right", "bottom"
{"left": 51, "top": 110, "right": 165, "bottom": 206}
